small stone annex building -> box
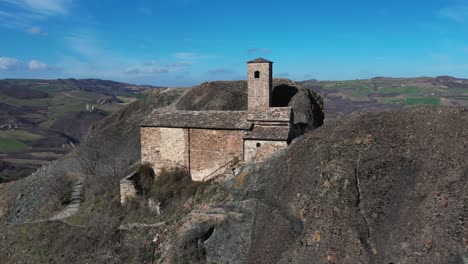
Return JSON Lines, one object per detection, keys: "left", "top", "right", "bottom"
{"left": 140, "top": 58, "right": 297, "bottom": 181}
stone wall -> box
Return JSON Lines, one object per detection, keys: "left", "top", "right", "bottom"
{"left": 140, "top": 127, "right": 189, "bottom": 174}
{"left": 120, "top": 174, "right": 137, "bottom": 205}
{"left": 189, "top": 129, "right": 244, "bottom": 181}
{"left": 244, "top": 140, "right": 287, "bottom": 163}
{"left": 247, "top": 62, "right": 272, "bottom": 111}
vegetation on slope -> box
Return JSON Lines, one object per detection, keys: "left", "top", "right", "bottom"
{"left": 0, "top": 79, "right": 158, "bottom": 182}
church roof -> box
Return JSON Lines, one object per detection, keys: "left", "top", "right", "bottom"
{"left": 247, "top": 58, "right": 273, "bottom": 64}
{"left": 243, "top": 126, "right": 289, "bottom": 141}
{"left": 141, "top": 110, "right": 252, "bottom": 130}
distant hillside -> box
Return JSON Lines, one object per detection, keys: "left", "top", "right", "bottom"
{"left": 2, "top": 75, "right": 468, "bottom": 182}
{"left": 300, "top": 76, "right": 468, "bottom": 119}
{"left": 0, "top": 79, "right": 160, "bottom": 182}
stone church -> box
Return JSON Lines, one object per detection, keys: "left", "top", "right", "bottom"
{"left": 140, "top": 58, "right": 313, "bottom": 181}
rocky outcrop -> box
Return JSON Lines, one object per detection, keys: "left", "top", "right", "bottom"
{"left": 176, "top": 79, "right": 325, "bottom": 133}
{"left": 182, "top": 106, "right": 467, "bottom": 264}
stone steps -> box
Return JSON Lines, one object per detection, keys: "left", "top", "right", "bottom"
{"left": 49, "top": 177, "right": 84, "bottom": 221}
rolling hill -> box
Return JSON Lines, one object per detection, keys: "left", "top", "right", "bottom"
{"left": 300, "top": 75, "right": 468, "bottom": 119}
{"left": 0, "top": 79, "right": 160, "bottom": 182}
{"left": 2, "top": 75, "right": 468, "bottom": 183}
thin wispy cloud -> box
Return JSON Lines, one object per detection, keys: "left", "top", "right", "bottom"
{"left": 66, "top": 32, "right": 101, "bottom": 58}
{"left": 276, "top": 72, "right": 290, "bottom": 77}
{"left": 0, "top": 0, "right": 72, "bottom": 31}
{"left": 0, "top": 0, "right": 73, "bottom": 16}
{"left": 208, "top": 68, "right": 233, "bottom": 75}
{"left": 124, "top": 67, "right": 168, "bottom": 75}
{"left": 172, "top": 52, "right": 215, "bottom": 62}
{"left": 439, "top": 5, "right": 468, "bottom": 23}
{"left": 172, "top": 52, "right": 199, "bottom": 60}
{"left": 123, "top": 61, "right": 191, "bottom": 76}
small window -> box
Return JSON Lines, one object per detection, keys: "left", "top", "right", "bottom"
{"left": 254, "top": 71, "right": 260, "bottom": 78}
{"left": 256, "top": 142, "right": 261, "bottom": 148}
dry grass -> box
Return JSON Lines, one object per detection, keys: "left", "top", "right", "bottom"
{"left": 0, "top": 183, "right": 11, "bottom": 218}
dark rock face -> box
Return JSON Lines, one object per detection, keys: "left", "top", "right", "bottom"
{"left": 176, "top": 79, "right": 325, "bottom": 135}
{"left": 175, "top": 81, "right": 248, "bottom": 111}
{"left": 203, "top": 106, "right": 467, "bottom": 264}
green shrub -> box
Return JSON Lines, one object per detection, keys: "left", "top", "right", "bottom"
{"left": 147, "top": 167, "right": 199, "bottom": 209}
{"left": 128, "top": 163, "right": 156, "bottom": 196}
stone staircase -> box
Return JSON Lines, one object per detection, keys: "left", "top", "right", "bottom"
{"left": 49, "top": 176, "right": 84, "bottom": 221}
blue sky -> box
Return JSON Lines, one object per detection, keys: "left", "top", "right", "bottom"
{"left": 1, "top": 0, "right": 468, "bottom": 86}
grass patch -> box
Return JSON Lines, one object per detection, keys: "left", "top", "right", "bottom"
{"left": 379, "top": 86, "right": 426, "bottom": 95}
{"left": 323, "top": 81, "right": 369, "bottom": 90}
{"left": 33, "top": 85, "right": 66, "bottom": 93}
{"left": 378, "top": 97, "right": 406, "bottom": 104}
{"left": 0, "top": 91, "right": 49, "bottom": 107}
{"left": 0, "top": 130, "right": 43, "bottom": 141}
{"left": 449, "top": 96, "right": 468, "bottom": 100}
{"left": 351, "top": 85, "right": 374, "bottom": 98}
{"left": 404, "top": 97, "right": 440, "bottom": 106}
{"left": 0, "top": 137, "right": 30, "bottom": 152}
{"left": 322, "top": 81, "right": 374, "bottom": 99}
{"left": 121, "top": 93, "right": 148, "bottom": 100}
{"left": 439, "top": 88, "right": 468, "bottom": 94}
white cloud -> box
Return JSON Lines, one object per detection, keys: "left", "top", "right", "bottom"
{"left": 0, "top": 57, "right": 52, "bottom": 71}
{"left": 0, "top": 0, "right": 72, "bottom": 16}
{"left": 0, "top": 57, "right": 21, "bottom": 70}
{"left": 28, "top": 59, "right": 48, "bottom": 70}
{"left": 439, "top": 5, "right": 468, "bottom": 23}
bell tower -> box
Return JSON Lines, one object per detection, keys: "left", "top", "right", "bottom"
{"left": 247, "top": 58, "right": 273, "bottom": 111}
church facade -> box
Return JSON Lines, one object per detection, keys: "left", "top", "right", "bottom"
{"left": 140, "top": 58, "right": 294, "bottom": 181}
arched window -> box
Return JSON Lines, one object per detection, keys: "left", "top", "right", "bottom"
{"left": 254, "top": 71, "right": 260, "bottom": 78}
{"left": 256, "top": 142, "right": 261, "bottom": 148}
